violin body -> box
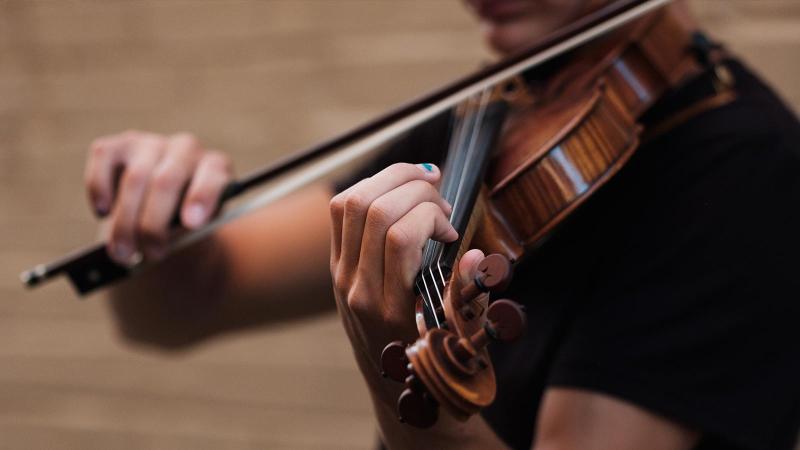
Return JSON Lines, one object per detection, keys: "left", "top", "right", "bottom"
{"left": 475, "top": 81, "right": 640, "bottom": 261}
{"left": 476, "top": 8, "right": 702, "bottom": 262}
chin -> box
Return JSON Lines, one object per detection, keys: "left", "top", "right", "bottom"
{"left": 473, "top": 0, "right": 594, "bottom": 56}
{"left": 482, "top": 20, "right": 543, "bottom": 56}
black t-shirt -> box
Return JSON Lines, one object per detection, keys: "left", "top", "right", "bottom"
{"left": 337, "top": 59, "right": 800, "bottom": 450}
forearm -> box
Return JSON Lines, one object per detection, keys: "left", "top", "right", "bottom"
{"left": 106, "top": 183, "right": 335, "bottom": 349}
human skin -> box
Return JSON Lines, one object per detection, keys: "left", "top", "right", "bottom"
{"left": 329, "top": 160, "right": 698, "bottom": 449}
{"left": 330, "top": 1, "right": 699, "bottom": 448}
{"left": 86, "top": 1, "right": 699, "bottom": 447}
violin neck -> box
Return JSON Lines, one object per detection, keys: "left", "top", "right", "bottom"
{"left": 416, "top": 95, "right": 509, "bottom": 330}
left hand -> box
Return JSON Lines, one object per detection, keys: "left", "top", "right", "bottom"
{"left": 328, "top": 162, "right": 459, "bottom": 371}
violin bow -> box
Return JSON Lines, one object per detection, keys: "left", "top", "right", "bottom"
{"left": 21, "top": 0, "right": 672, "bottom": 295}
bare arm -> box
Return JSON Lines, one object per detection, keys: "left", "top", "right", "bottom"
{"left": 83, "top": 130, "right": 335, "bottom": 350}
{"left": 107, "top": 183, "right": 335, "bottom": 349}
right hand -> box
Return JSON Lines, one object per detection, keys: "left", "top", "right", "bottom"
{"left": 84, "top": 130, "right": 233, "bottom": 265}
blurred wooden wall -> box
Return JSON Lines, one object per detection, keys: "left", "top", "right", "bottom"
{"left": 1, "top": 1, "right": 798, "bottom": 449}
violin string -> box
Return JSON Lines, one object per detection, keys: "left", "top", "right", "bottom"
{"left": 419, "top": 263, "right": 441, "bottom": 328}
{"left": 422, "top": 94, "right": 472, "bottom": 269}
{"left": 425, "top": 94, "right": 478, "bottom": 322}
{"left": 428, "top": 87, "right": 492, "bottom": 322}
{"left": 449, "top": 87, "right": 492, "bottom": 222}
{"left": 432, "top": 112, "right": 464, "bottom": 263}
{"left": 418, "top": 85, "right": 493, "bottom": 327}
{"left": 431, "top": 87, "right": 493, "bottom": 318}
{"left": 419, "top": 92, "right": 477, "bottom": 326}
{"left": 417, "top": 97, "right": 472, "bottom": 327}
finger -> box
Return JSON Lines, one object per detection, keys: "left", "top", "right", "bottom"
{"left": 180, "top": 150, "right": 233, "bottom": 229}
{"left": 383, "top": 202, "right": 458, "bottom": 316}
{"left": 107, "top": 136, "right": 165, "bottom": 264}
{"left": 457, "top": 249, "right": 485, "bottom": 286}
{"left": 339, "top": 163, "right": 440, "bottom": 275}
{"left": 84, "top": 131, "right": 136, "bottom": 216}
{"left": 330, "top": 178, "right": 369, "bottom": 266}
{"left": 357, "top": 179, "right": 452, "bottom": 287}
{"left": 137, "top": 134, "right": 202, "bottom": 260}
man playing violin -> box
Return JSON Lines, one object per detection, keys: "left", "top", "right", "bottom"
{"left": 82, "top": 1, "right": 800, "bottom": 449}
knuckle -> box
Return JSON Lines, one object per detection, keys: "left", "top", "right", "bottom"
{"left": 408, "top": 178, "right": 432, "bottom": 191}
{"left": 168, "top": 134, "right": 202, "bottom": 160}
{"left": 420, "top": 201, "right": 441, "bottom": 215}
{"left": 329, "top": 194, "right": 345, "bottom": 218}
{"left": 419, "top": 180, "right": 441, "bottom": 198}
{"left": 89, "top": 139, "right": 107, "bottom": 158}
{"left": 122, "top": 129, "right": 141, "bottom": 139}
{"left": 171, "top": 132, "right": 199, "bottom": 148}
{"left": 346, "top": 296, "right": 364, "bottom": 313}
{"left": 333, "top": 270, "right": 349, "bottom": 292}
{"left": 203, "top": 151, "right": 232, "bottom": 173}
{"left": 142, "top": 133, "right": 166, "bottom": 148}
{"left": 365, "top": 201, "right": 391, "bottom": 230}
{"left": 151, "top": 168, "right": 183, "bottom": 192}
{"left": 386, "top": 225, "right": 412, "bottom": 251}
{"left": 343, "top": 192, "right": 369, "bottom": 216}
{"left": 123, "top": 166, "right": 150, "bottom": 188}
{"left": 329, "top": 259, "right": 338, "bottom": 277}
{"left": 347, "top": 283, "right": 370, "bottom": 313}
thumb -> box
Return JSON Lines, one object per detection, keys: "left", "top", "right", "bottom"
{"left": 457, "top": 249, "right": 485, "bottom": 286}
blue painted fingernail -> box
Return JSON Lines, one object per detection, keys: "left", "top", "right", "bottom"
{"left": 420, "top": 163, "right": 435, "bottom": 173}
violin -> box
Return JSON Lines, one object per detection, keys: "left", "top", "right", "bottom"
{"left": 21, "top": 0, "right": 734, "bottom": 427}
{"left": 376, "top": 3, "right": 736, "bottom": 427}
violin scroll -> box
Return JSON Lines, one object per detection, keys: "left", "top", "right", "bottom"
{"left": 380, "top": 253, "right": 526, "bottom": 428}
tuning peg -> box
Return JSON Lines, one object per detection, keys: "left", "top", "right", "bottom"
{"left": 458, "top": 254, "right": 513, "bottom": 303}
{"left": 380, "top": 341, "right": 411, "bottom": 383}
{"left": 450, "top": 299, "right": 527, "bottom": 366}
{"left": 478, "top": 254, "right": 513, "bottom": 291}
{"left": 397, "top": 385, "right": 438, "bottom": 428}
{"left": 485, "top": 299, "right": 526, "bottom": 343}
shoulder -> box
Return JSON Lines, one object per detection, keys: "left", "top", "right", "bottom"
{"left": 621, "top": 59, "right": 800, "bottom": 205}
{"left": 657, "top": 59, "right": 800, "bottom": 171}
{"left": 563, "top": 59, "right": 800, "bottom": 282}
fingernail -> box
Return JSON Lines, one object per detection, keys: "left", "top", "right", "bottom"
{"left": 184, "top": 203, "right": 207, "bottom": 229}
{"left": 95, "top": 198, "right": 109, "bottom": 217}
{"left": 113, "top": 242, "right": 133, "bottom": 264}
{"left": 419, "top": 163, "right": 437, "bottom": 174}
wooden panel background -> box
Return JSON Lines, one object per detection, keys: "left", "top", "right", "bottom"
{"left": 1, "top": 1, "right": 798, "bottom": 449}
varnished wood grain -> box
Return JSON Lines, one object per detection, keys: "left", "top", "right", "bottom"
{"left": 1, "top": 1, "right": 798, "bottom": 449}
